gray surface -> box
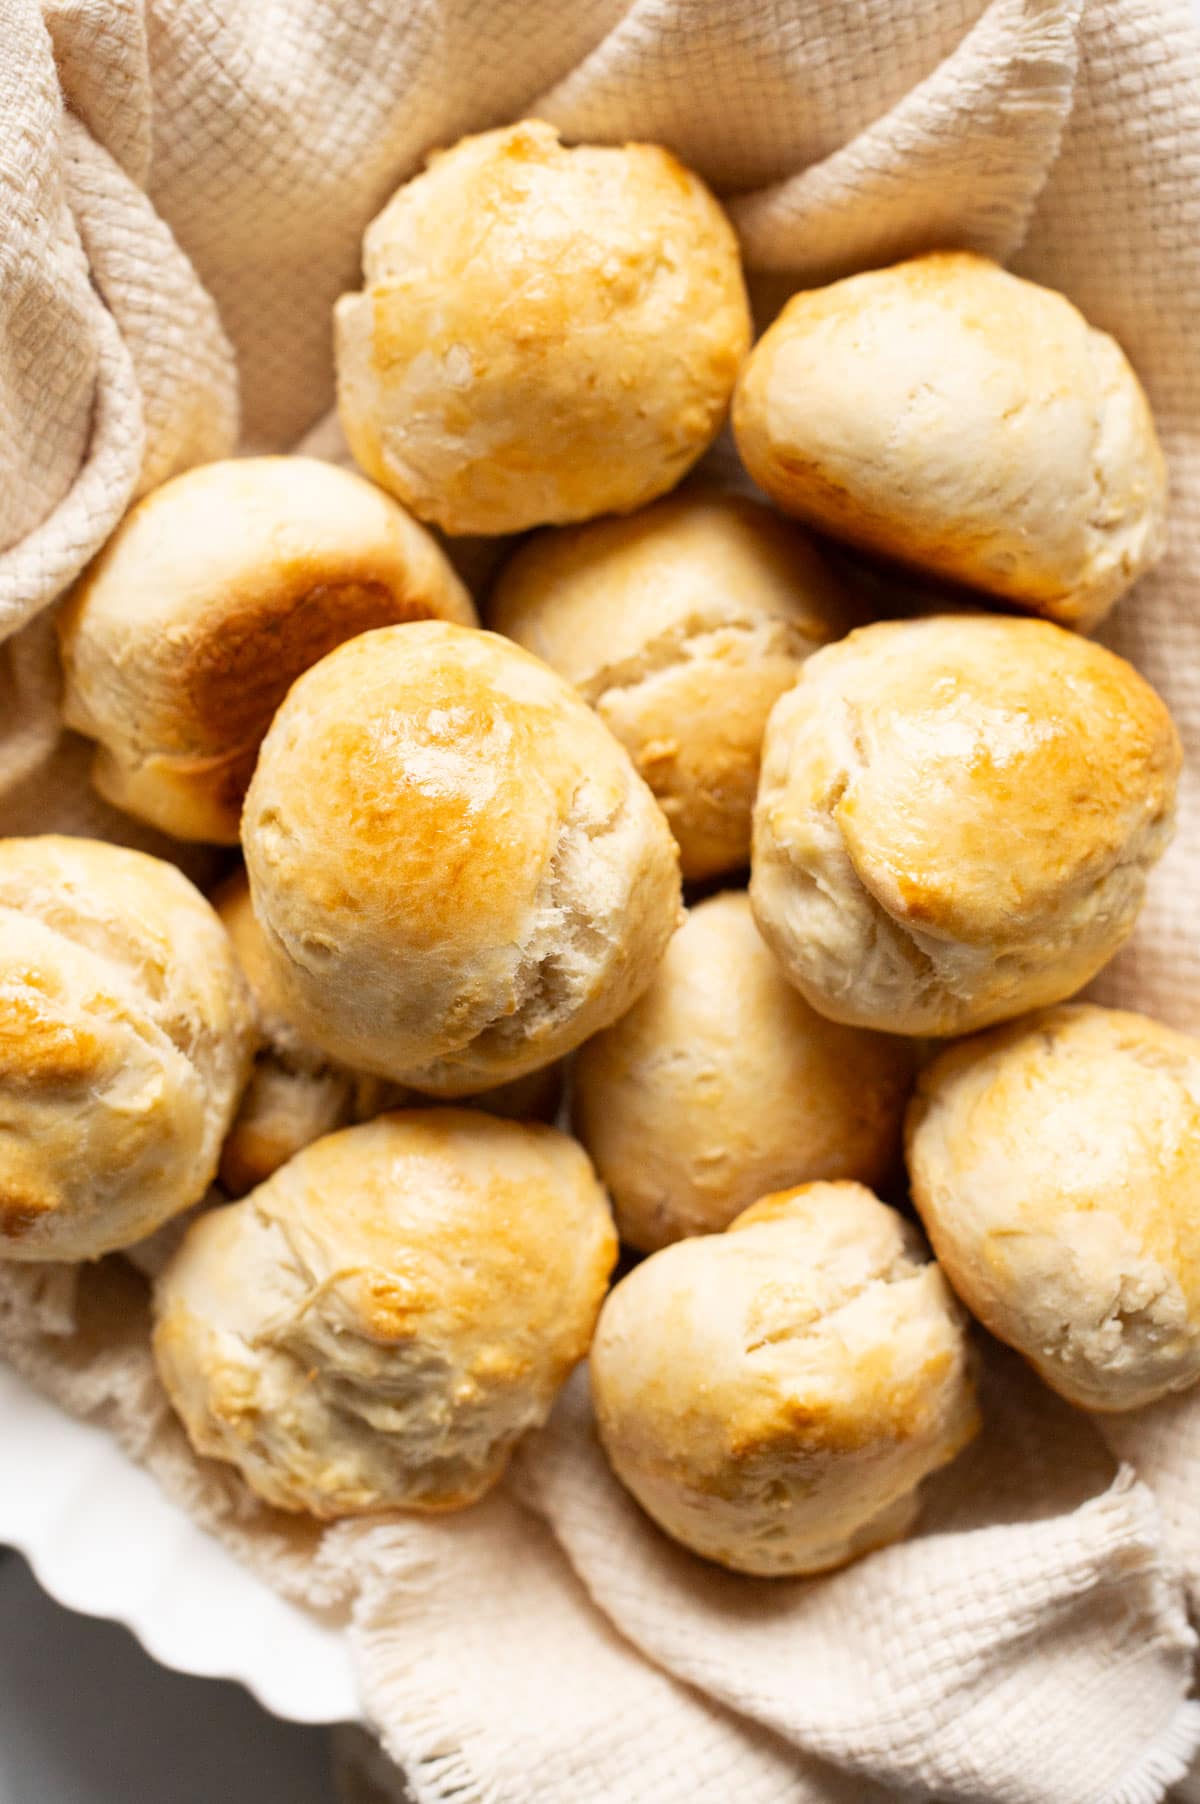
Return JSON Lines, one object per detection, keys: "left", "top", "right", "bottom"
{"left": 0, "top": 1552, "right": 336, "bottom": 1804}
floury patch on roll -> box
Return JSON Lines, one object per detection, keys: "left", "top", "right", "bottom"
{"left": 0, "top": 837, "right": 254, "bottom": 1261}
{"left": 750, "top": 614, "right": 1180, "bottom": 1038}
{"left": 241, "top": 622, "right": 682, "bottom": 1094}
{"left": 590, "top": 1182, "right": 979, "bottom": 1576}
{"left": 573, "top": 893, "right": 914, "bottom": 1251}
{"left": 491, "top": 492, "right": 852, "bottom": 880}
{"left": 213, "top": 869, "right": 563, "bottom": 1196}
{"left": 907, "top": 1005, "right": 1200, "bottom": 1412}
{"left": 154, "top": 1111, "right": 618, "bottom": 1517}
{"left": 335, "top": 120, "right": 751, "bottom": 535}
{"left": 733, "top": 251, "right": 1166, "bottom": 630}
{"left": 59, "top": 457, "right": 475, "bottom": 843}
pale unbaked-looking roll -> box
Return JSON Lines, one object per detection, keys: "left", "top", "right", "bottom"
{"left": 751, "top": 614, "right": 1180, "bottom": 1038}
{"left": 242, "top": 622, "right": 682, "bottom": 1094}
{"left": 591, "top": 1182, "right": 979, "bottom": 1576}
{"left": 154, "top": 1110, "right": 618, "bottom": 1516}
{"left": 490, "top": 492, "right": 852, "bottom": 879}
{"left": 0, "top": 836, "right": 254, "bottom": 1261}
{"left": 573, "top": 892, "right": 914, "bottom": 1250}
{"left": 213, "top": 869, "right": 564, "bottom": 1196}
{"left": 907, "top": 1004, "right": 1200, "bottom": 1412}
{"left": 59, "top": 457, "right": 476, "bottom": 843}
{"left": 733, "top": 251, "right": 1166, "bottom": 630}
{"left": 335, "top": 121, "right": 751, "bottom": 536}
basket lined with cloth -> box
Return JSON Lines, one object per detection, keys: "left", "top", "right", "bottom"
{"left": 2, "top": 1, "right": 1200, "bottom": 1800}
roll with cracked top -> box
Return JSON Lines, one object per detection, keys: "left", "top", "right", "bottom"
{"left": 241, "top": 621, "right": 682, "bottom": 1094}
{"left": 590, "top": 1181, "right": 979, "bottom": 1575}
{"left": 750, "top": 614, "right": 1180, "bottom": 1037}
{"left": 0, "top": 835, "right": 254, "bottom": 1261}
{"left": 154, "top": 1110, "right": 618, "bottom": 1516}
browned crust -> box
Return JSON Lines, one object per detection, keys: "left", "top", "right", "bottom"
{"left": 0, "top": 993, "right": 103, "bottom": 1087}
{"left": 177, "top": 577, "right": 430, "bottom": 820}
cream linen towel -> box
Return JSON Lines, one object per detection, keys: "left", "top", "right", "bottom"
{"left": 3, "top": 1, "right": 1200, "bottom": 1799}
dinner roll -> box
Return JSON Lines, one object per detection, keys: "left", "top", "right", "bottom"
{"left": 491, "top": 493, "right": 851, "bottom": 879}
{"left": 734, "top": 252, "right": 1166, "bottom": 630}
{"left": 591, "top": 1182, "right": 979, "bottom": 1575}
{"left": 444, "top": 1062, "right": 565, "bottom": 1127}
{"left": 59, "top": 457, "right": 475, "bottom": 843}
{"left": 242, "top": 622, "right": 681, "bottom": 1093}
{"left": 908, "top": 1004, "right": 1200, "bottom": 1412}
{"left": 0, "top": 836, "right": 254, "bottom": 1261}
{"left": 218, "top": 1058, "right": 368, "bottom": 1201}
{"left": 751, "top": 615, "right": 1179, "bottom": 1037}
{"left": 335, "top": 120, "right": 750, "bottom": 536}
{"left": 220, "top": 1059, "right": 566, "bottom": 1198}
{"left": 212, "top": 866, "right": 369, "bottom": 1193}
{"left": 574, "top": 893, "right": 913, "bottom": 1250}
{"left": 213, "top": 871, "right": 565, "bottom": 1194}
{"left": 154, "top": 1111, "right": 617, "bottom": 1516}
{"left": 213, "top": 867, "right": 325, "bottom": 1068}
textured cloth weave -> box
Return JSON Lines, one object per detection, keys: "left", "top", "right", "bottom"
{"left": 2, "top": 2, "right": 1200, "bottom": 1800}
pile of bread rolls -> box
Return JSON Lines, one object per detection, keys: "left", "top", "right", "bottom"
{"left": 4, "top": 118, "right": 1192, "bottom": 1578}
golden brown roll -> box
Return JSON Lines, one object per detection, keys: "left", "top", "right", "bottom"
{"left": 573, "top": 892, "right": 914, "bottom": 1250}
{"left": 907, "top": 1004, "right": 1200, "bottom": 1412}
{"left": 217, "top": 1061, "right": 359, "bottom": 1201}
{"left": 733, "top": 252, "right": 1166, "bottom": 630}
{"left": 154, "top": 1110, "right": 617, "bottom": 1516}
{"left": 211, "top": 866, "right": 367, "bottom": 1194}
{"left": 213, "top": 867, "right": 325, "bottom": 1069}
{"left": 59, "top": 457, "right": 476, "bottom": 843}
{"left": 729, "top": 247, "right": 1162, "bottom": 627}
{"left": 591, "top": 1181, "right": 979, "bottom": 1575}
{"left": 242, "top": 622, "right": 681, "bottom": 1094}
{"left": 212, "top": 870, "right": 566, "bottom": 1196}
{"left": 335, "top": 121, "right": 751, "bottom": 536}
{"left": 0, "top": 836, "right": 254, "bottom": 1261}
{"left": 751, "top": 614, "right": 1179, "bottom": 1037}
{"left": 490, "top": 492, "right": 851, "bottom": 879}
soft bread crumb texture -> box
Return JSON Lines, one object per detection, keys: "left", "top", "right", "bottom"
{"left": 907, "top": 1003, "right": 1200, "bottom": 1412}
{"left": 0, "top": 836, "right": 254, "bottom": 1260}
{"left": 591, "top": 1181, "right": 979, "bottom": 1575}
{"left": 335, "top": 120, "right": 751, "bottom": 536}
{"left": 750, "top": 613, "right": 1180, "bottom": 1037}
{"left": 491, "top": 491, "right": 853, "bottom": 878}
{"left": 58, "top": 457, "right": 475, "bottom": 844}
{"left": 573, "top": 892, "right": 915, "bottom": 1250}
{"left": 733, "top": 251, "right": 1166, "bottom": 630}
{"left": 241, "top": 621, "right": 682, "bottom": 1093}
{"left": 154, "top": 1110, "right": 617, "bottom": 1517}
